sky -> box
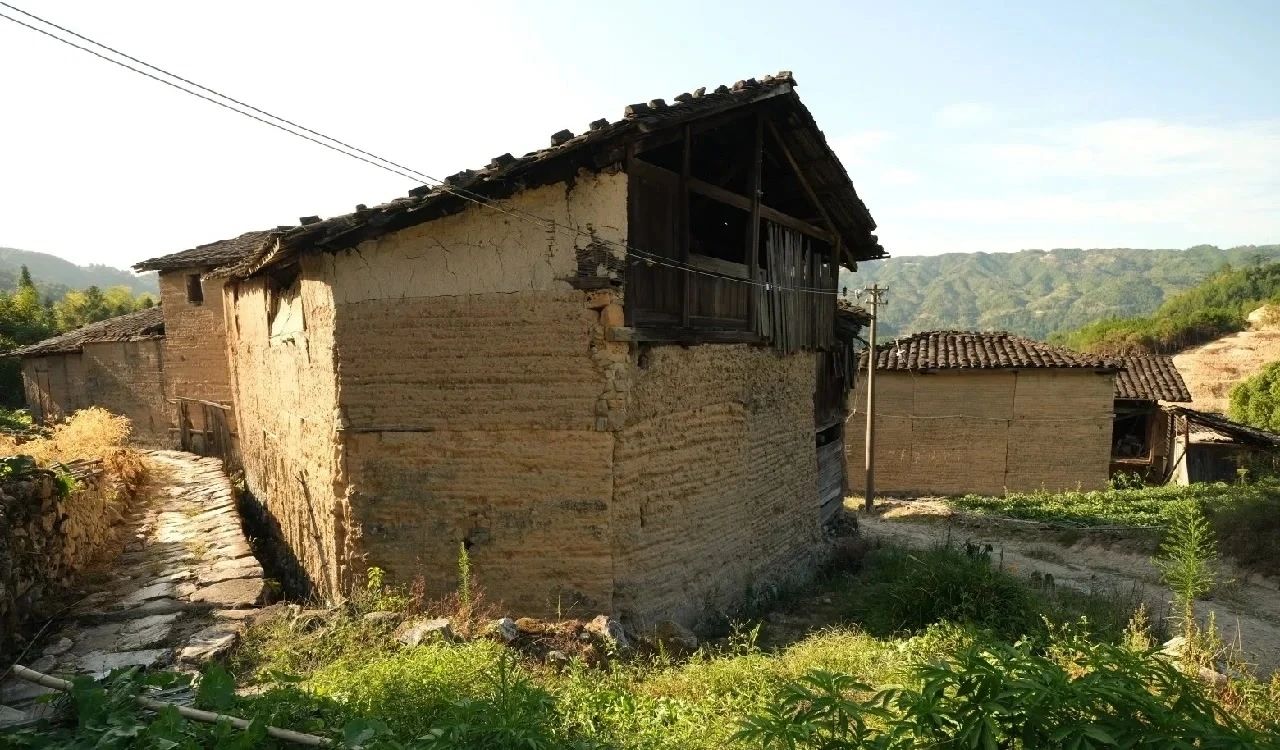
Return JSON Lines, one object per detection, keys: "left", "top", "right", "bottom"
{"left": 1, "top": 0, "right": 1277, "bottom": 270}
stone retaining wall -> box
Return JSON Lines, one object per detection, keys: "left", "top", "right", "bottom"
{"left": 0, "top": 459, "right": 122, "bottom": 655}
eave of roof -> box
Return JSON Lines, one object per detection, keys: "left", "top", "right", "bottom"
{"left": 212, "top": 72, "right": 885, "bottom": 281}
{"left": 1113, "top": 355, "right": 1192, "bottom": 402}
{"left": 134, "top": 229, "right": 278, "bottom": 272}
{"left": 5, "top": 306, "right": 165, "bottom": 358}
{"left": 863, "top": 330, "right": 1118, "bottom": 372}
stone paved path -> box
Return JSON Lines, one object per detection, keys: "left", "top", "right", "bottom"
{"left": 0, "top": 451, "right": 265, "bottom": 716}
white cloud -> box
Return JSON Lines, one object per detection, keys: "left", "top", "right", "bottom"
{"left": 874, "top": 116, "right": 1280, "bottom": 255}
{"left": 935, "top": 102, "right": 995, "bottom": 128}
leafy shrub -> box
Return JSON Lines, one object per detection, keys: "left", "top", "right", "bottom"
{"left": 843, "top": 543, "right": 1042, "bottom": 639}
{"left": 738, "top": 638, "right": 1280, "bottom": 749}
{"left": 1057, "top": 261, "right": 1280, "bottom": 355}
{"left": 1229, "top": 361, "right": 1280, "bottom": 432}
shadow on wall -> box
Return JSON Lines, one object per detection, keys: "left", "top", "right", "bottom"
{"left": 234, "top": 483, "right": 315, "bottom": 601}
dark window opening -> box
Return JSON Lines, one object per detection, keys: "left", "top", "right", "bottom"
{"left": 690, "top": 118, "right": 757, "bottom": 194}
{"left": 689, "top": 193, "right": 748, "bottom": 265}
{"left": 760, "top": 127, "right": 823, "bottom": 223}
{"left": 1112, "top": 413, "right": 1151, "bottom": 458}
{"left": 185, "top": 274, "right": 204, "bottom": 305}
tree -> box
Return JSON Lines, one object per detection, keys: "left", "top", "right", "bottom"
{"left": 1228, "top": 361, "right": 1280, "bottom": 433}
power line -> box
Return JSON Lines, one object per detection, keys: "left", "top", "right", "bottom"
{"left": 0, "top": 3, "right": 855, "bottom": 295}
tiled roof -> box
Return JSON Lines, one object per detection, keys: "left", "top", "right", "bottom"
{"left": 1114, "top": 356, "right": 1192, "bottom": 402}
{"left": 134, "top": 229, "right": 277, "bottom": 272}
{"left": 6, "top": 306, "right": 165, "bottom": 358}
{"left": 215, "top": 72, "right": 884, "bottom": 280}
{"left": 865, "top": 331, "right": 1116, "bottom": 371}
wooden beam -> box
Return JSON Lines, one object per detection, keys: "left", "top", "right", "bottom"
{"left": 747, "top": 113, "right": 763, "bottom": 335}
{"left": 679, "top": 123, "right": 692, "bottom": 328}
{"left": 764, "top": 118, "right": 839, "bottom": 247}
{"left": 628, "top": 157, "right": 836, "bottom": 244}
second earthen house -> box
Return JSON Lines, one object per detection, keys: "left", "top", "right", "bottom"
{"left": 136, "top": 72, "right": 883, "bottom": 626}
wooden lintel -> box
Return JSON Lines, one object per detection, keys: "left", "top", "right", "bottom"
{"left": 629, "top": 326, "right": 764, "bottom": 345}
{"left": 688, "top": 177, "right": 834, "bottom": 244}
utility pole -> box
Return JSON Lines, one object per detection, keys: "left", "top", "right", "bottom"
{"left": 862, "top": 284, "right": 887, "bottom": 512}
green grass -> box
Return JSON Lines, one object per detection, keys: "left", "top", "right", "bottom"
{"left": 950, "top": 481, "right": 1280, "bottom": 579}
{"left": 9, "top": 536, "right": 1278, "bottom": 749}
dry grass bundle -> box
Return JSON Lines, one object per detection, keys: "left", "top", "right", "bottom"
{"left": 0, "top": 407, "right": 147, "bottom": 491}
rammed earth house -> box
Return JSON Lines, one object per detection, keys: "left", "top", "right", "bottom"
{"left": 134, "top": 230, "right": 276, "bottom": 455}
{"left": 847, "top": 331, "right": 1120, "bottom": 496}
{"left": 201, "top": 72, "right": 883, "bottom": 624}
{"left": 9, "top": 307, "right": 168, "bottom": 443}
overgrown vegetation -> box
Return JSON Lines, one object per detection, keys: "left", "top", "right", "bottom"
{"left": 951, "top": 481, "right": 1280, "bottom": 579}
{"left": 0, "top": 407, "right": 146, "bottom": 491}
{"left": 1055, "top": 260, "right": 1280, "bottom": 355}
{"left": 10, "top": 524, "right": 1279, "bottom": 749}
{"left": 1229, "top": 360, "right": 1280, "bottom": 432}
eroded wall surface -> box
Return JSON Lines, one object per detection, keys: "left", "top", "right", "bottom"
{"left": 82, "top": 340, "right": 168, "bottom": 444}
{"left": 612, "top": 344, "right": 823, "bottom": 625}
{"left": 159, "top": 269, "right": 234, "bottom": 433}
{"left": 847, "top": 370, "right": 1114, "bottom": 495}
{"left": 21, "top": 341, "right": 168, "bottom": 444}
{"left": 225, "top": 260, "right": 347, "bottom": 597}
{"left": 333, "top": 171, "right": 627, "bottom": 614}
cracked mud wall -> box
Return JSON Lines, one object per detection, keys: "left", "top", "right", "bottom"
{"left": 611, "top": 344, "right": 824, "bottom": 626}
{"left": 20, "top": 341, "right": 167, "bottom": 444}
{"left": 225, "top": 257, "right": 347, "bottom": 598}
{"left": 158, "top": 270, "right": 235, "bottom": 436}
{"left": 847, "top": 370, "right": 1115, "bottom": 496}
{"left": 333, "top": 171, "right": 626, "bottom": 615}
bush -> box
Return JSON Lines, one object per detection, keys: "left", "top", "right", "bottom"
{"left": 843, "top": 543, "right": 1043, "bottom": 639}
{"left": 738, "top": 636, "right": 1280, "bottom": 749}
{"left": 0, "top": 407, "right": 145, "bottom": 491}
{"left": 1229, "top": 361, "right": 1280, "bottom": 433}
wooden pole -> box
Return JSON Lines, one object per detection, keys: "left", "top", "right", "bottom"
{"left": 10, "top": 665, "right": 335, "bottom": 747}
{"left": 864, "top": 285, "right": 885, "bottom": 512}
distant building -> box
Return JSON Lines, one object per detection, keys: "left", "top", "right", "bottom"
{"left": 847, "top": 331, "right": 1119, "bottom": 495}
{"left": 134, "top": 230, "right": 275, "bottom": 454}
{"left": 1110, "top": 355, "right": 1192, "bottom": 480}
{"left": 1164, "top": 406, "right": 1280, "bottom": 484}
{"left": 8, "top": 307, "right": 167, "bottom": 442}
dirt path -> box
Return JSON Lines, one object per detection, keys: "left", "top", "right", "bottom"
{"left": 0, "top": 451, "right": 266, "bottom": 722}
{"left": 857, "top": 500, "right": 1280, "bottom": 675}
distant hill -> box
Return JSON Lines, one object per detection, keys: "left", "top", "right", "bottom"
{"left": 0, "top": 247, "right": 157, "bottom": 299}
{"left": 841, "top": 244, "right": 1280, "bottom": 341}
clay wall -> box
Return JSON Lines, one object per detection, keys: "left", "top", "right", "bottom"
{"left": 612, "top": 344, "right": 823, "bottom": 625}
{"left": 847, "top": 370, "right": 1114, "bottom": 495}
{"left": 333, "top": 171, "right": 626, "bottom": 613}
{"left": 158, "top": 269, "right": 234, "bottom": 435}
{"left": 224, "top": 257, "right": 347, "bottom": 597}
{"left": 20, "top": 340, "right": 168, "bottom": 444}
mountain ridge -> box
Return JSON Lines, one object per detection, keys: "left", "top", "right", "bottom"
{"left": 0, "top": 247, "right": 157, "bottom": 298}
{"left": 841, "top": 244, "right": 1280, "bottom": 341}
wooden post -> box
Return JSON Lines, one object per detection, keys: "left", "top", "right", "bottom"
{"left": 863, "top": 284, "right": 886, "bottom": 511}
{"left": 678, "top": 124, "right": 692, "bottom": 329}
{"left": 746, "top": 113, "right": 763, "bottom": 335}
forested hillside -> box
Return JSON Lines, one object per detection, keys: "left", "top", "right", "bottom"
{"left": 841, "top": 244, "right": 1280, "bottom": 340}
{"left": 1055, "top": 262, "right": 1280, "bottom": 355}
{"left": 0, "top": 247, "right": 156, "bottom": 298}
